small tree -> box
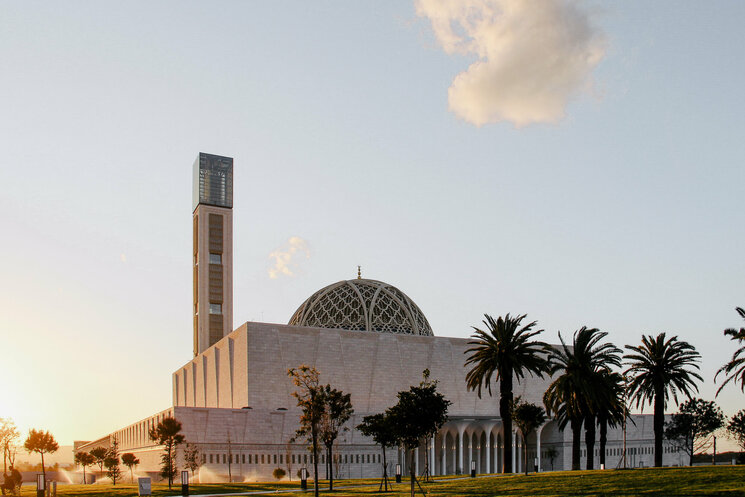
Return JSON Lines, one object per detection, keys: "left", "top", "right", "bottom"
{"left": 285, "top": 443, "right": 294, "bottom": 481}
{"left": 319, "top": 384, "right": 353, "bottom": 491}
{"left": 358, "top": 412, "right": 398, "bottom": 492}
{"left": 272, "top": 467, "right": 286, "bottom": 483}
{"left": 23, "top": 429, "right": 58, "bottom": 482}
{"left": 665, "top": 398, "right": 724, "bottom": 466}
{"left": 149, "top": 417, "right": 185, "bottom": 489}
{"left": 0, "top": 419, "right": 19, "bottom": 475}
{"left": 288, "top": 365, "right": 324, "bottom": 497}
{"left": 75, "top": 452, "right": 95, "bottom": 484}
{"left": 510, "top": 397, "right": 547, "bottom": 475}
{"left": 727, "top": 409, "right": 745, "bottom": 454}
{"left": 121, "top": 453, "right": 139, "bottom": 483}
{"left": 388, "top": 370, "right": 451, "bottom": 497}
{"left": 104, "top": 455, "right": 122, "bottom": 485}
{"left": 183, "top": 443, "right": 201, "bottom": 480}
{"left": 89, "top": 446, "right": 109, "bottom": 477}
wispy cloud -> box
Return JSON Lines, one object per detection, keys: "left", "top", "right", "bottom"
{"left": 268, "top": 237, "right": 310, "bottom": 279}
{"left": 415, "top": 0, "right": 606, "bottom": 127}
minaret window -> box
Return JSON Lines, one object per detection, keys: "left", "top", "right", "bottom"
{"left": 209, "top": 303, "right": 222, "bottom": 315}
{"left": 209, "top": 253, "right": 222, "bottom": 265}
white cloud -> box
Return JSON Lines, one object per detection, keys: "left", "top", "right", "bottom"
{"left": 415, "top": 0, "right": 606, "bottom": 127}
{"left": 268, "top": 236, "right": 311, "bottom": 279}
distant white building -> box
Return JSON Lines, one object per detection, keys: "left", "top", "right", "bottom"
{"left": 75, "top": 153, "right": 686, "bottom": 481}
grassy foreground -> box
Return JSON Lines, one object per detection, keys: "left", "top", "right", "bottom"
{"left": 18, "top": 465, "right": 745, "bottom": 496}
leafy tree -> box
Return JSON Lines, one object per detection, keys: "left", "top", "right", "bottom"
{"left": 715, "top": 307, "right": 745, "bottom": 396}
{"left": 74, "top": 451, "right": 95, "bottom": 484}
{"left": 544, "top": 327, "right": 621, "bottom": 470}
{"left": 89, "top": 446, "right": 109, "bottom": 477}
{"left": 104, "top": 437, "right": 122, "bottom": 485}
{"left": 624, "top": 333, "right": 702, "bottom": 467}
{"left": 465, "top": 313, "right": 549, "bottom": 473}
{"left": 104, "top": 455, "right": 122, "bottom": 485}
{"left": 149, "top": 417, "right": 185, "bottom": 489}
{"left": 727, "top": 409, "right": 745, "bottom": 453}
{"left": 387, "top": 369, "right": 451, "bottom": 497}
{"left": 23, "top": 429, "right": 58, "bottom": 482}
{"left": 510, "top": 397, "right": 546, "bottom": 475}
{"left": 183, "top": 443, "right": 201, "bottom": 480}
{"left": 120, "top": 453, "right": 139, "bottom": 483}
{"left": 288, "top": 365, "right": 324, "bottom": 497}
{"left": 0, "top": 419, "right": 19, "bottom": 474}
{"left": 665, "top": 398, "right": 725, "bottom": 466}
{"left": 319, "top": 384, "right": 353, "bottom": 491}
{"left": 358, "top": 412, "right": 398, "bottom": 492}
{"left": 272, "top": 467, "right": 286, "bottom": 481}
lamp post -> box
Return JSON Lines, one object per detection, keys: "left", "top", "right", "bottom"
{"left": 395, "top": 463, "right": 402, "bottom": 483}
{"left": 181, "top": 471, "right": 189, "bottom": 496}
{"left": 470, "top": 460, "right": 476, "bottom": 478}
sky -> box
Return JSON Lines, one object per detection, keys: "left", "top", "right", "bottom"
{"left": 0, "top": 1, "right": 744, "bottom": 449}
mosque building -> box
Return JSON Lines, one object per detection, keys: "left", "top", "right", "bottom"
{"left": 74, "top": 153, "right": 686, "bottom": 481}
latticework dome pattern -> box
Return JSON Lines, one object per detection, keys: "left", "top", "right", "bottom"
{"left": 288, "top": 279, "right": 433, "bottom": 336}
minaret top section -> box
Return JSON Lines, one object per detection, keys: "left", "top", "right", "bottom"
{"left": 193, "top": 152, "right": 233, "bottom": 211}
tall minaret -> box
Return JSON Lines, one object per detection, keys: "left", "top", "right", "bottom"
{"left": 193, "top": 152, "right": 233, "bottom": 356}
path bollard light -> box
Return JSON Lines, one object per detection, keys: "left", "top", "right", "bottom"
{"left": 534, "top": 458, "right": 539, "bottom": 473}
{"left": 601, "top": 463, "right": 605, "bottom": 470}
{"left": 395, "top": 464, "right": 402, "bottom": 483}
{"left": 36, "top": 473, "right": 45, "bottom": 497}
{"left": 300, "top": 467, "right": 308, "bottom": 490}
{"left": 181, "top": 470, "right": 189, "bottom": 496}
{"left": 470, "top": 460, "right": 476, "bottom": 478}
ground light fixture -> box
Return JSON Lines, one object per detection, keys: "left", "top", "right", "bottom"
{"left": 36, "top": 473, "right": 45, "bottom": 497}
{"left": 471, "top": 460, "right": 476, "bottom": 478}
{"left": 300, "top": 467, "right": 308, "bottom": 490}
{"left": 181, "top": 471, "right": 189, "bottom": 496}
{"left": 395, "top": 463, "right": 402, "bottom": 483}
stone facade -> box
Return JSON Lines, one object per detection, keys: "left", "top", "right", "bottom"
{"left": 76, "top": 321, "right": 687, "bottom": 482}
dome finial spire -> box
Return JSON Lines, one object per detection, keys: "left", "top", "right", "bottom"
{"left": 357, "top": 265, "right": 361, "bottom": 279}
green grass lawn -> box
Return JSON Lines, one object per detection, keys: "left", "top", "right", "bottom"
{"left": 18, "top": 465, "right": 745, "bottom": 497}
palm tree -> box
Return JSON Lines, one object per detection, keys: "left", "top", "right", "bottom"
{"left": 715, "top": 307, "right": 745, "bottom": 396}
{"left": 465, "top": 314, "right": 549, "bottom": 474}
{"left": 624, "top": 333, "right": 702, "bottom": 467}
{"left": 543, "top": 327, "right": 621, "bottom": 470}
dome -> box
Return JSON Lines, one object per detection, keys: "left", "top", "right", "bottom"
{"left": 288, "top": 278, "right": 433, "bottom": 336}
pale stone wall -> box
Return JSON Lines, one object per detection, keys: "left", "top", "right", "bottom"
{"left": 172, "top": 321, "right": 552, "bottom": 416}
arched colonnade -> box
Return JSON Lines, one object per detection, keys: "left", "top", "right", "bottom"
{"left": 398, "top": 419, "right": 552, "bottom": 476}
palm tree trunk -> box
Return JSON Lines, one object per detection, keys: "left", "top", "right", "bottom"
{"left": 585, "top": 415, "right": 596, "bottom": 470}
{"left": 571, "top": 418, "right": 582, "bottom": 471}
{"left": 382, "top": 446, "right": 388, "bottom": 492}
{"left": 523, "top": 431, "right": 529, "bottom": 476}
{"left": 599, "top": 416, "right": 607, "bottom": 468}
{"left": 500, "top": 374, "right": 513, "bottom": 473}
{"left": 653, "top": 384, "right": 664, "bottom": 467}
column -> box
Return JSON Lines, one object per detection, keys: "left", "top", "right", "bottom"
{"left": 468, "top": 433, "right": 473, "bottom": 474}
{"left": 485, "top": 432, "right": 491, "bottom": 474}
{"left": 441, "top": 436, "right": 446, "bottom": 476}
{"left": 536, "top": 424, "right": 545, "bottom": 473}
{"left": 512, "top": 431, "right": 516, "bottom": 473}
{"left": 430, "top": 437, "right": 436, "bottom": 476}
{"left": 458, "top": 428, "right": 465, "bottom": 474}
